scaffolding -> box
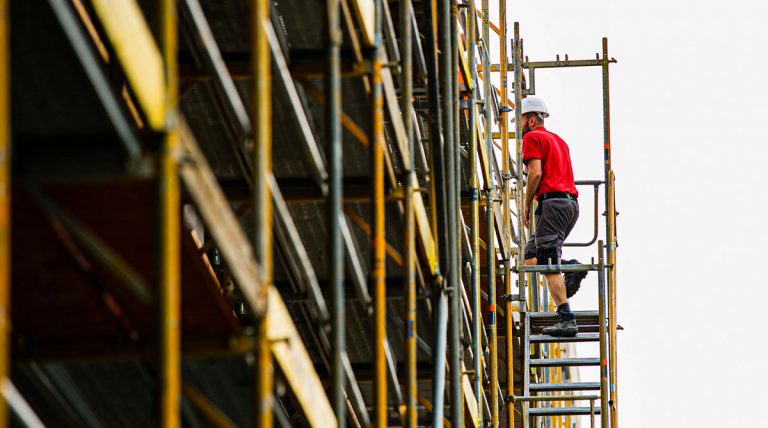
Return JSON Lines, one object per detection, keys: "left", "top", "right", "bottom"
{"left": 2, "top": 0, "right": 619, "bottom": 427}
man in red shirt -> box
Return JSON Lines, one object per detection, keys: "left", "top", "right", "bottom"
{"left": 518, "top": 96, "right": 585, "bottom": 337}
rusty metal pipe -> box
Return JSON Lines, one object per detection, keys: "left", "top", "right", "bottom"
{"left": 602, "top": 37, "right": 619, "bottom": 428}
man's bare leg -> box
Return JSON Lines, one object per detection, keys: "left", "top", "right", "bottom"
{"left": 526, "top": 258, "right": 566, "bottom": 305}
{"left": 544, "top": 273, "right": 567, "bottom": 306}
{"left": 527, "top": 258, "right": 577, "bottom": 336}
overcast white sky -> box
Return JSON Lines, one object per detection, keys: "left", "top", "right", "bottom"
{"left": 485, "top": 1, "right": 768, "bottom": 426}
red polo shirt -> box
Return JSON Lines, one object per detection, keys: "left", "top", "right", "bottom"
{"left": 522, "top": 126, "right": 578, "bottom": 199}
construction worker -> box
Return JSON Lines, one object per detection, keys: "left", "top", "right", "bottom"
{"left": 517, "top": 96, "right": 586, "bottom": 337}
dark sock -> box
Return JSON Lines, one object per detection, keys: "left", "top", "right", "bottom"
{"left": 557, "top": 303, "right": 575, "bottom": 321}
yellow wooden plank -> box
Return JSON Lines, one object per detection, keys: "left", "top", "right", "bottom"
{"left": 268, "top": 287, "right": 337, "bottom": 427}
{"left": 349, "top": 0, "right": 375, "bottom": 46}
{"left": 179, "top": 122, "right": 335, "bottom": 427}
{"left": 90, "top": 0, "right": 165, "bottom": 130}
{"left": 462, "top": 360, "right": 479, "bottom": 423}
{"left": 459, "top": 35, "right": 472, "bottom": 91}
{"left": 380, "top": 51, "right": 438, "bottom": 274}
{"left": 413, "top": 187, "right": 438, "bottom": 273}
{"left": 474, "top": 102, "right": 490, "bottom": 185}
{"left": 473, "top": 98, "right": 512, "bottom": 258}
{"left": 179, "top": 122, "right": 265, "bottom": 313}
{"left": 381, "top": 50, "right": 411, "bottom": 167}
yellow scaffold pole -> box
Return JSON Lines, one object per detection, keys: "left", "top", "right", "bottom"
{"left": 371, "top": 0, "right": 387, "bottom": 424}
{"left": 158, "top": 0, "right": 181, "bottom": 426}
{"left": 602, "top": 37, "right": 619, "bottom": 428}
{"left": 252, "top": 0, "right": 273, "bottom": 424}
{"left": 466, "top": 0, "right": 483, "bottom": 425}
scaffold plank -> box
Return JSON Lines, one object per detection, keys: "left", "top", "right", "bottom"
{"left": 458, "top": 35, "right": 472, "bottom": 91}
{"left": 462, "top": 360, "right": 479, "bottom": 423}
{"left": 413, "top": 193, "right": 438, "bottom": 273}
{"left": 379, "top": 52, "right": 438, "bottom": 274}
{"left": 267, "top": 286, "right": 337, "bottom": 427}
{"left": 178, "top": 122, "right": 334, "bottom": 426}
{"left": 90, "top": 0, "right": 165, "bottom": 130}
{"left": 178, "top": 122, "right": 265, "bottom": 312}
{"left": 349, "top": 0, "right": 375, "bottom": 46}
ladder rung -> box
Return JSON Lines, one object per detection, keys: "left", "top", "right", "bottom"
{"left": 530, "top": 382, "right": 600, "bottom": 392}
{"left": 529, "top": 310, "right": 598, "bottom": 320}
{"left": 530, "top": 357, "right": 600, "bottom": 367}
{"left": 514, "top": 264, "right": 600, "bottom": 274}
{"left": 533, "top": 325, "right": 599, "bottom": 333}
{"left": 530, "top": 333, "right": 599, "bottom": 343}
{"left": 529, "top": 406, "right": 601, "bottom": 416}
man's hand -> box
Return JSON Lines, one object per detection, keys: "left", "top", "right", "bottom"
{"left": 524, "top": 159, "right": 542, "bottom": 230}
{"left": 523, "top": 203, "right": 530, "bottom": 228}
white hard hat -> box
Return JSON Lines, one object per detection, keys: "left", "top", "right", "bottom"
{"left": 511, "top": 96, "right": 549, "bottom": 122}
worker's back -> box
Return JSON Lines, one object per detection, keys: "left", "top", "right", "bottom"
{"left": 522, "top": 126, "right": 579, "bottom": 198}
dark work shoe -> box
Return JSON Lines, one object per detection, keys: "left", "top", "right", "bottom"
{"left": 562, "top": 259, "right": 587, "bottom": 298}
{"left": 542, "top": 319, "right": 578, "bottom": 337}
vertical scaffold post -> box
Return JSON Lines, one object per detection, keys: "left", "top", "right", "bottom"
{"left": 479, "top": 1, "right": 499, "bottom": 425}
{"left": 597, "top": 241, "right": 609, "bottom": 428}
{"left": 158, "top": 0, "right": 181, "bottom": 426}
{"left": 370, "top": 0, "right": 387, "bottom": 424}
{"left": 0, "top": 0, "right": 9, "bottom": 425}
{"left": 602, "top": 37, "right": 619, "bottom": 428}
{"left": 252, "top": 0, "right": 273, "bottom": 424}
{"left": 400, "top": 0, "right": 417, "bottom": 423}
{"left": 440, "top": 0, "right": 460, "bottom": 423}
{"left": 449, "top": 1, "right": 463, "bottom": 425}
{"left": 498, "top": 0, "right": 512, "bottom": 337}
{"left": 325, "top": 0, "right": 345, "bottom": 422}
{"left": 466, "top": 2, "right": 483, "bottom": 426}
{"left": 511, "top": 21, "right": 525, "bottom": 428}
{"left": 423, "top": 0, "right": 450, "bottom": 421}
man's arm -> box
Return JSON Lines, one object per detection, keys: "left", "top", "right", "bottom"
{"left": 523, "top": 159, "right": 542, "bottom": 228}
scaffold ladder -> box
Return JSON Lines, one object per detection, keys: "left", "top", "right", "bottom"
{"left": 511, "top": 256, "right": 608, "bottom": 428}
{"left": 503, "top": 23, "right": 619, "bottom": 428}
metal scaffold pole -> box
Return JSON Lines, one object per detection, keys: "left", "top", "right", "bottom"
{"left": 0, "top": 0, "right": 9, "bottom": 424}
{"left": 400, "top": 0, "right": 418, "bottom": 422}
{"left": 252, "top": 0, "right": 273, "bottom": 424}
{"left": 602, "top": 37, "right": 619, "bottom": 428}
{"left": 466, "top": 1, "right": 483, "bottom": 426}
{"left": 325, "top": 0, "right": 345, "bottom": 422}
{"left": 370, "top": 0, "right": 387, "bottom": 424}
{"left": 423, "top": 0, "right": 450, "bottom": 421}
{"left": 597, "top": 241, "right": 609, "bottom": 428}
{"left": 158, "top": 0, "right": 181, "bottom": 426}
{"left": 479, "top": 0, "right": 499, "bottom": 425}
{"left": 511, "top": 20, "right": 525, "bottom": 428}
{"left": 440, "top": 0, "right": 461, "bottom": 423}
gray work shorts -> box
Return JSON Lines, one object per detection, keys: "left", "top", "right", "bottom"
{"left": 524, "top": 198, "right": 579, "bottom": 264}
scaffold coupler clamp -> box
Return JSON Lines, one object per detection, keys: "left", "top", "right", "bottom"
{"left": 501, "top": 293, "right": 519, "bottom": 302}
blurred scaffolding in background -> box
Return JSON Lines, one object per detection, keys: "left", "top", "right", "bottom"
{"left": 0, "top": 0, "right": 619, "bottom": 427}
